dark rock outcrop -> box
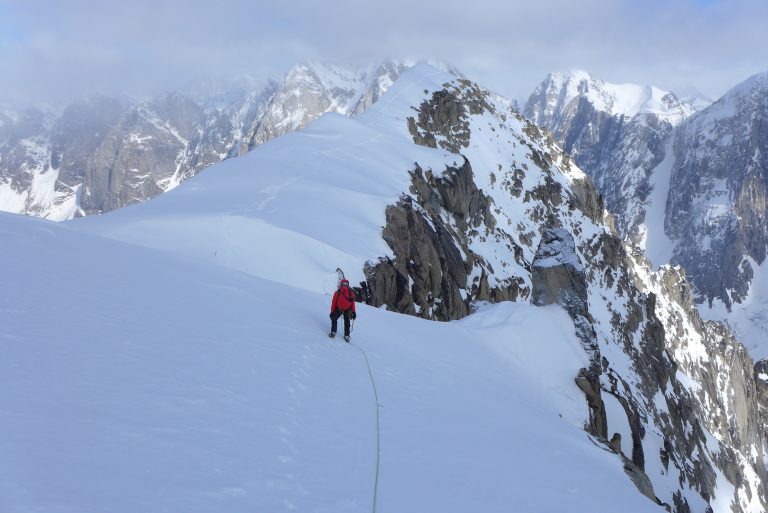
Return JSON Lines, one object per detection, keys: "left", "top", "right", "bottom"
{"left": 531, "top": 228, "right": 607, "bottom": 439}
{"left": 667, "top": 73, "right": 768, "bottom": 309}
{"left": 754, "top": 359, "right": 768, "bottom": 437}
{"left": 367, "top": 159, "right": 525, "bottom": 321}
{"left": 366, "top": 75, "right": 766, "bottom": 512}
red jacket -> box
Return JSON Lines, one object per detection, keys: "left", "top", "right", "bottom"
{"left": 331, "top": 285, "right": 356, "bottom": 313}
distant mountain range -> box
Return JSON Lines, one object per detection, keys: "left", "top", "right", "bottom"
{"left": 524, "top": 70, "right": 699, "bottom": 243}
{"left": 60, "top": 64, "right": 766, "bottom": 513}
{"left": 4, "top": 61, "right": 768, "bottom": 513}
{"left": 524, "top": 69, "right": 768, "bottom": 358}
{"left": 4, "top": 62, "right": 768, "bottom": 357}
{"left": 0, "top": 60, "right": 462, "bottom": 220}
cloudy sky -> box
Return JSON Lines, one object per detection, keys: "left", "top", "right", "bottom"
{"left": 1, "top": 0, "right": 767, "bottom": 107}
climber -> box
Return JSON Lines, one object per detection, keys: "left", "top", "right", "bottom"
{"left": 329, "top": 279, "right": 356, "bottom": 342}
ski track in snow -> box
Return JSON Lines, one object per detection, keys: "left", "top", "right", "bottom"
{"left": 0, "top": 211, "right": 659, "bottom": 513}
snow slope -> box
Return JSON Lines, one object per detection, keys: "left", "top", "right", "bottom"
{"left": 0, "top": 211, "right": 657, "bottom": 513}
{"left": 72, "top": 66, "right": 461, "bottom": 290}
{"left": 640, "top": 137, "right": 676, "bottom": 268}
{"left": 9, "top": 63, "right": 763, "bottom": 511}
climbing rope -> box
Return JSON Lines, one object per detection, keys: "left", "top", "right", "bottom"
{"left": 356, "top": 344, "right": 382, "bottom": 513}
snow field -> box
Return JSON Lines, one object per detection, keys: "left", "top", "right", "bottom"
{"left": 641, "top": 137, "right": 676, "bottom": 269}
{"left": 0, "top": 211, "right": 658, "bottom": 513}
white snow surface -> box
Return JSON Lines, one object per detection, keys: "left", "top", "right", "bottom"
{"left": 0, "top": 168, "right": 80, "bottom": 221}
{"left": 0, "top": 210, "right": 659, "bottom": 512}
{"left": 72, "top": 65, "right": 462, "bottom": 290}
{"left": 0, "top": 64, "right": 669, "bottom": 512}
{"left": 0, "top": 180, "right": 27, "bottom": 212}
{"left": 640, "top": 137, "right": 676, "bottom": 268}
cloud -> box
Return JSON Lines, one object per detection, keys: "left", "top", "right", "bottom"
{"left": 1, "top": 0, "right": 766, "bottom": 107}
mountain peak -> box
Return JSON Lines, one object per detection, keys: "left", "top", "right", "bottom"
{"left": 528, "top": 70, "right": 695, "bottom": 126}
{"left": 547, "top": 69, "right": 594, "bottom": 84}
{"left": 721, "top": 70, "right": 768, "bottom": 104}
{"left": 685, "top": 69, "right": 768, "bottom": 126}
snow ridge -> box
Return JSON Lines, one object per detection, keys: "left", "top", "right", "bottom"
{"left": 0, "top": 60, "right": 457, "bottom": 220}
{"left": 69, "top": 64, "right": 767, "bottom": 513}
{"left": 0, "top": 209, "right": 657, "bottom": 512}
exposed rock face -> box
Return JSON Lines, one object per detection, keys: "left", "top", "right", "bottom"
{"left": 0, "top": 97, "right": 128, "bottom": 218}
{"left": 531, "top": 228, "right": 587, "bottom": 308}
{"left": 408, "top": 87, "right": 472, "bottom": 153}
{"left": 523, "top": 70, "right": 696, "bottom": 244}
{"left": 367, "top": 158, "right": 515, "bottom": 321}
{"left": 525, "top": 69, "right": 768, "bottom": 360}
{"left": 50, "top": 96, "right": 127, "bottom": 192}
{"left": 81, "top": 93, "right": 206, "bottom": 213}
{"left": 246, "top": 61, "right": 412, "bottom": 151}
{"left": 1, "top": 60, "right": 435, "bottom": 219}
{"left": 365, "top": 75, "right": 766, "bottom": 512}
{"left": 368, "top": 193, "right": 471, "bottom": 320}
{"left": 667, "top": 72, "right": 768, "bottom": 309}
{"left": 754, "top": 359, "right": 768, "bottom": 435}
{"left": 349, "top": 60, "right": 411, "bottom": 114}
{"left": 0, "top": 107, "right": 63, "bottom": 217}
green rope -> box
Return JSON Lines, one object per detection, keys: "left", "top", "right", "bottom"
{"left": 356, "top": 345, "right": 381, "bottom": 513}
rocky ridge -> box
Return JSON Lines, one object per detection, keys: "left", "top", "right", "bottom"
{"left": 362, "top": 73, "right": 766, "bottom": 512}
{"left": 525, "top": 70, "right": 768, "bottom": 360}
{"left": 666, "top": 73, "right": 768, "bottom": 310}
{"left": 34, "top": 63, "right": 767, "bottom": 512}
{"left": 523, "top": 70, "right": 697, "bottom": 245}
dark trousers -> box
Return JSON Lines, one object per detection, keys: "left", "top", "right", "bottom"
{"left": 330, "top": 309, "right": 351, "bottom": 336}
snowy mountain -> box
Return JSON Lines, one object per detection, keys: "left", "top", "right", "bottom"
{"left": 0, "top": 105, "right": 69, "bottom": 218}
{"left": 242, "top": 61, "right": 408, "bottom": 150}
{"left": 666, "top": 72, "right": 768, "bottom": 356}
{"left": 0, "top": 60, "right": 436, "bottom": 219}
{"left": 526, "top": 70, "right": 768, "bottom": 360}
{"left": 48, "top": 65, "right": 766, "bottom": 512}
{"left": 524, "top": 70, "right": 697, "bottom": 244}
{"left": 78, "top": 86, "right": 279, "bottom": 214}
{"left": 526, "top": 70, "right": 695, "bottom": 125}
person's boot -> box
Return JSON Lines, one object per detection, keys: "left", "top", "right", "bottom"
{"left": 344, "top": 335, "right": 350, "bottom": 343}
{"left": 329, "top": 331, "right": 336, "bottom": 338}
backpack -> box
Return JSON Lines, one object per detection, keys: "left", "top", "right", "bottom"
{"left": 336, "top": 287, "right": 355, "bottom": 311}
